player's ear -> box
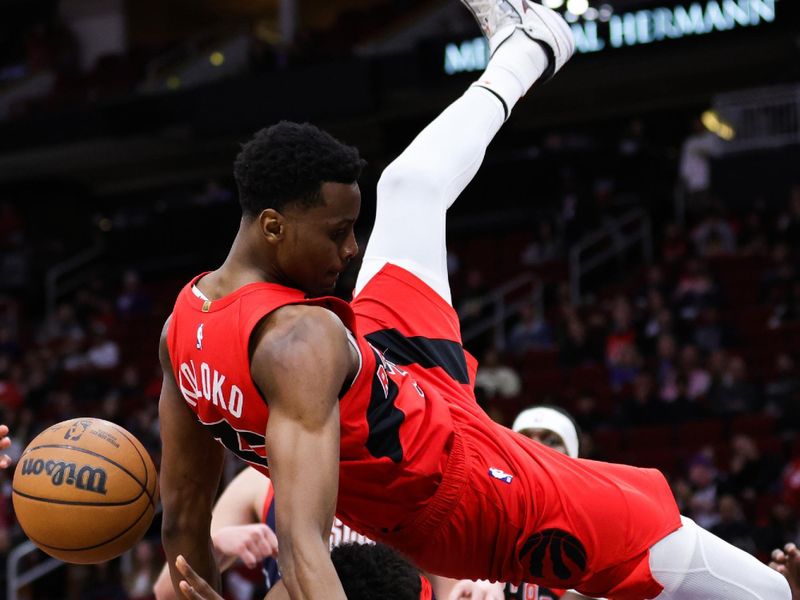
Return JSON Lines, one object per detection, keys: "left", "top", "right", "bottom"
{"left": 259, "top": 209, "right": 284, "bottom": 243}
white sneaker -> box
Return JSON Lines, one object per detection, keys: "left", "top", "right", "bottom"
{"left": 460, "top": 0, "right": 575, "bottom": 82}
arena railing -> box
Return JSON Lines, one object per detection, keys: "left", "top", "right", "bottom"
{"left": 714, "top": 83, "right": 800, "bottom": 154}
{"left": 44, "top": 241, "right": 105, "bottom": 320}
{"left": 461, "top": 271, "right": 543, "bottom": 350}
{"left": 6, "top": 540, "right": 61, "bottom": 600}
{"left": 569, "top": 208, "right": 653, "bottom": 305}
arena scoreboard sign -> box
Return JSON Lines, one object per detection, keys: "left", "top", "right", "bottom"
{"left": 444, "top": 0, "right": 777, "bottom": 74}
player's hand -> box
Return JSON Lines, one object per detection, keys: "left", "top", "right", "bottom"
{"left": 175, "top": 555, "right": 224, "bottom": 600}
{"left": 448, "top": 579, "right": 505, "bottom": 600}
{"left": 213, "top": 523, "right": 278, "bottom": 569}
{"left": 0, "top": 424, "right": 12, "bottom": 468}
{"left": 770, "top": 543, "right": 800, "bottom": 599}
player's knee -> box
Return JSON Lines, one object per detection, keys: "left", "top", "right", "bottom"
{"left": 759, "top": 565, "right": 792, "bottom": 600}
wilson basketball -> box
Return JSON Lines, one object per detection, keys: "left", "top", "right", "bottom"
{"left": 11, "top": 418, "right": 159, "bottom": 564}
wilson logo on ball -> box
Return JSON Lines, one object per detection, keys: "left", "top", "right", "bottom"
{"left": 20, "top": 459, "right": 108, "bottom": 495}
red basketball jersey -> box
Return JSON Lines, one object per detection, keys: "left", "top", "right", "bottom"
{"left": 166, "top": 272, "right": 455, "bottom": 537}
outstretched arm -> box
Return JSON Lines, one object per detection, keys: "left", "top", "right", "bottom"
{"left": 159, "top": 318, "right": 225, "bottom": 597}
{"left": 253, "top": 305, "right": 357, "bottom": 600}
{"left": 154, "top": 467, "right": 277, "bottom": 599}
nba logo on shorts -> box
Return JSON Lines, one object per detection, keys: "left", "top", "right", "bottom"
{"left": 489, "top": 467, "right": 514, "bottom": 484}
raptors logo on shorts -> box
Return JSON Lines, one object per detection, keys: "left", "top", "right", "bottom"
{"left": 520, "top": 529, "right": 587, "bottom": 586}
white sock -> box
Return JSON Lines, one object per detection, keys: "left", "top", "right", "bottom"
{"left": 470, "top": 26, "right": 549, "bottom": 119}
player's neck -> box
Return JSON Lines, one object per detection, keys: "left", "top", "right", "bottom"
{"left": 200, "top": 226, "right": 282, "bottom": 298}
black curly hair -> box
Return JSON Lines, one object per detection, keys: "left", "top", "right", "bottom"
{"left": 233, "top": 121, "right": 366, "bottom": 217}
{"left": 331, "top": 543, "right": 421, "bottom": 600}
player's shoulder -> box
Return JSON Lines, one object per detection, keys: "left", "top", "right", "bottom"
{"left": 252, "top": 304, "right": 350, "bottom": 361}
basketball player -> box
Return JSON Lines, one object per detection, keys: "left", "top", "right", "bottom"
{"left": 154, "top": 465, "right": 503, "bottom": 600}
{"left": 158, "top": 1, "right": 793, "bottom": 598}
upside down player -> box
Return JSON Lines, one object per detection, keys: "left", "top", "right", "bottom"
{"left": 157, "top": 1, "right": 796, "bottom": 599}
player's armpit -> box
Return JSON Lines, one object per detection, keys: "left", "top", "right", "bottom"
{"left": 252, "top": 306, "right": 355, "bottom": 600}
{"left": 158, "top": 317, "right": 225, "bottom": 597}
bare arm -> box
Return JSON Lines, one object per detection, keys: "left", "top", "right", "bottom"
{"left": 159, "top": 318, "right": 225, "bottom": 597}
{"left": 254, "top": 305, "right": 357, "bottom": 600}
{"left": 154, "top": 467, "right": 276, "bottom": 600}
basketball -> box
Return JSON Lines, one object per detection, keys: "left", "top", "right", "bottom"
{"left": 11, "top": 418, "right": 159, "bottom": 564}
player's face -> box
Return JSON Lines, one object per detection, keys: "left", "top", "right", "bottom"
{"left": 279, "top": 182, "right": 361, "bottom": 296}
{"left": 520, "top": 429, "right": 568, "bottom": 456}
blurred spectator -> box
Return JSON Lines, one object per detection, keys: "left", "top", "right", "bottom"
{"left": 75, "top": 280, "right": 116, "bottom": 331}
{"left": 710, "top": 495, "right": 757, "bottom": 554}
{"left": 709, "top": 356, "right": 759, "bottom": 416}
{"left": 0, "top": 326, "right": 20, "bottom": 361}
{"left": 38, "top": 303, "right": 86, "bottom": 347}
{"left": 475, "top": 348, "right": 522, "bottom": 399}
{"left": 557, "top": 311, "right": 594, "bottom": 368}
{"left": 116, "top": 271, "right": 153, "bottom": 318}
{"left": 655, "top": 334, "right": 678, "bottom": 398}
{"left": 686, "top": 452, "right": 724, "bottom": 529}
{"left": 457, "top": 269, "right": 490, "bottom": 332}
{"left": 618, "top": 372, "right": 663, "bottom": 426}
{"left": 781, "top": 457, "right": 800, "bottom": 508}
{"left": 679, "top": 345, "right": 712, "bottom": 400}
{"left": 764, "top": 353, "right": 800, "bottom": 417}
{"left": 679, "top": 118, "right": 720, "bottom": 218}
{"left": 123, "top": 540, "right": 161, "bottom": 600}
{"left": 761, "top": 243, "right": 796, "bottom": 305}
{"left": 691, "top": 209, "right": 736, "bottom": 256}
{"left": 85, "top": 323, "right": 120, "bottom": 370}
{"left": 693, "top": 307, "right": 732, "bottom": 353}
{"left": 507, "top": 304, "right": 553, "bottom": 354}
{"left": 520, "top": 220, "right": 562, "bottom": 266}
{"left": 661, "top": 222, "right": 689, "bottom": 266}
{"left": 768, "top": 281, "right": 800, "bottom": 329}
{"left": 572, "top": 393, "right": 605, "bottom": 433}
{"left": 756, "top": 502, "right": 799, "bottom": 557}
{"left": 605, "top": 296, "right": 636, "bottom": 364}
{"left": 673, "top": 259, "right": 721, "bottom": 322}
{"left": 618, "top": 118, "right": 646, "bottom": 157}
{"left": 608, "top": 343, "right": 641, "bottom": 392}
{"left": 738, "top": 210, "right": 770, "bottom": 257}
{"left": 0, "top": 373, "right": 22, "bottom": 411}
{"left": 725, "top": 435, "right": 782, "bottom": 502}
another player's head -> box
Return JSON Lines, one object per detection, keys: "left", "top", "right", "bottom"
{"left": 234, "top": 121, "right": 366, "bottom": 295}
{"left": 331, "top": 542, "right": 431, "bottom": 600}
{"left": 512, "top": 405, "right": 580, "bottom": 458}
